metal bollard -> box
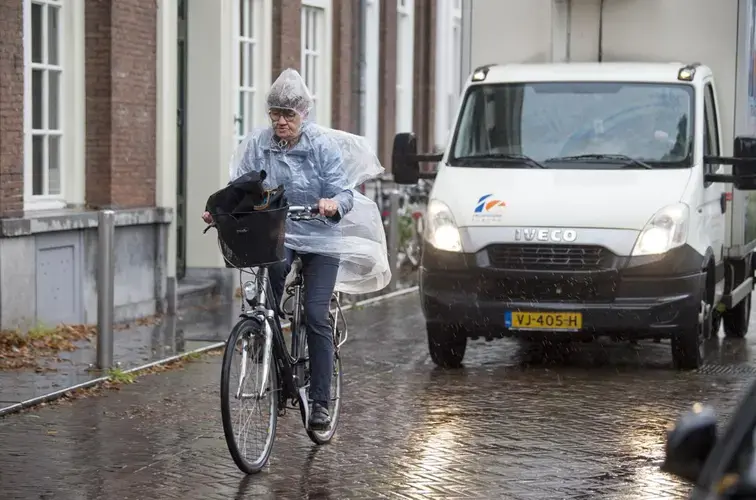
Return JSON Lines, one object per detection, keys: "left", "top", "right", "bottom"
{"left": 97, "top": 210, "right": 116, "bottom": 370}
{"left": 387, "top": 190, "right": 400, "bottom": 291}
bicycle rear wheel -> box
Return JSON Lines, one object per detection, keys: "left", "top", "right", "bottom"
{"left": 306, "top": 312, "right": 343, "bottom": 445}
{"left": 220, "top": 318, "right": 278, "bottom": 474}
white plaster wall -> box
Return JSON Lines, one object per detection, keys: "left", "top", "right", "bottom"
{"left": 156, "top": 0, "right": 178, "bottom": 278}
{"left": 185, "top": 0, "right": 236, "bottom": 269}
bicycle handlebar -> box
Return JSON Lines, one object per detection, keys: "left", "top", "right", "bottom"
{"left": 202, "top": 205, "right": 325, "bottom": 234}
{"left": 287, "top": 205, "right": 327, "bottom": 223}
{"left": 287, "top": 205, "right": 320, "bottom": 215}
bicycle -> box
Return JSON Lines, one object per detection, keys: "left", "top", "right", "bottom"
{"left": 203, "top": 204, "right": 348, "bottom": 474}
{"left": 380, "top": 181, "right": 430, "bottom": 271}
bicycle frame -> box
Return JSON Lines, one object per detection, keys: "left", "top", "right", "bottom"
{"left": 235, "top": 267, "right": 303, "bottom": 406}
{"left": 234, "top": 260, "right": 347, "bottom": 425}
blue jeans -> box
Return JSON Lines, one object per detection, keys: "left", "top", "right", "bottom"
{"left": 269, "top": 248, "right": 339, "bottom": 408}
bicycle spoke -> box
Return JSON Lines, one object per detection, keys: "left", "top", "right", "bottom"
{"left": 235, "top": 337, "right": 250, "bottom": 399}
{"left": 257, "top": 322, "right": 274, "bottom": 399}
{"left": 232, "top": 339, "right": 269, "bottom": 460}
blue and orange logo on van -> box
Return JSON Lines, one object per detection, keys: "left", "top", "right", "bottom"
{"left": 474, "top": 194, "right": 506, "bottom": 213}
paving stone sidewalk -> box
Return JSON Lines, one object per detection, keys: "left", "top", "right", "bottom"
{"left": 0, "top": 300, "right": 237, "bottom": 410}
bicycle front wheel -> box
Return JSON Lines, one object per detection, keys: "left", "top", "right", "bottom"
{"left": 220, "top": 318, "right": 278, "bottom": 474}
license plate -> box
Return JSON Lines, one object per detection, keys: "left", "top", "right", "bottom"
{"left": 505, "top": 311, "right": 582, "bottom": 331}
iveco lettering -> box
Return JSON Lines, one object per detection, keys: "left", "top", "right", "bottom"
{"left": 390, "top": 5, "right": 756, "bottom": 371}
{"left": 514, "top": 228, "right": 577, "bottom": 243}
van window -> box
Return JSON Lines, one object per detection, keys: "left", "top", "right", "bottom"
{"left": 450, "top": 82, "right": 694, "bottom": 169}
{"left": 703, "top": 83, "right": 720, "bottom": 161}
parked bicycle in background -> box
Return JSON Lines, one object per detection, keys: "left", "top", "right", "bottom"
{"left": 378, "top": 179, "right": 432, "bottom": 272}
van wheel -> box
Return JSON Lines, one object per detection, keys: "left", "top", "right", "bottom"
{"left": 723, "top": 293, "right": 751, "bottom": 338}
{"left": 671, "top": 297, "right": 709, "bottom": 370}
{"left": 427, "top": 323, "right": 467, "bottom": 368}
{"left": 671, "top": 327, "right": 703, "bottom": 370}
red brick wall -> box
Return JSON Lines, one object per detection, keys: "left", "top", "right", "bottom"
{"left": 272, "top": 0, "right": 301, "bottom": 80}
{"left": 331, "top": 0, "right": 357, "bottom": 132}
{"left": 85, "top": 0, "right": 156, "bottom": 209}
{"left": 378, "top": 0, "right": 398, "bottom": 170}
{"left": 414, "top": 0, "right": 437, "bottom": 158}
{"left": 0, "top": 0, "right": 25, "bottom": 218}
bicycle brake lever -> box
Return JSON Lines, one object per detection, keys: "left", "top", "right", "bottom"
{"left": 202, "top": 223, "right": 216, "bottom": 234}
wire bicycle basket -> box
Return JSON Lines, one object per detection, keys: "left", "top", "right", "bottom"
{"left": 213, "top": 206, "right": 288, "bottom": 268}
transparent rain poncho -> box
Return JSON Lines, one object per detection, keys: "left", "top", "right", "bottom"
{"left": 228, "top": 69, "right": 391, "bottom": 294}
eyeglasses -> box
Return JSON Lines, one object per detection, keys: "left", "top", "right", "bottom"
{"left": 269, "top": 109, "right": 298, "bottom": 122}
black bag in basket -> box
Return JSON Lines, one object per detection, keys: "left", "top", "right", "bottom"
{"left": 205, "top": 170, "right": 289, "bottom": 268}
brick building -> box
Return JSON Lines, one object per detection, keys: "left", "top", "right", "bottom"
{"left": 0, "top": 0, "right": 468, "bottom": 329}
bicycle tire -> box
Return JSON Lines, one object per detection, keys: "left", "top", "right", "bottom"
{"left": 305, "top": 313, "right": 343, "bottom": 445}
{"left": 220, "top": 318, "right": 279, "bottom": 474}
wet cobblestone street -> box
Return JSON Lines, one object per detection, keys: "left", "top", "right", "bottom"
{"left": 2, "top": 292, "right": 756, "bottom": 499}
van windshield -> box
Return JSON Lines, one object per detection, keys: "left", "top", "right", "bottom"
{"left": 450, "top": 82, "right": 694, "bottom": 168}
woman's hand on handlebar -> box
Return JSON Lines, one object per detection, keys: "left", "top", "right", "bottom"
{"left": 318, "top": 198, "right": 339, "bottom": 217}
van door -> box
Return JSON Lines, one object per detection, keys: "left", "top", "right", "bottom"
{"left": 702, "top": 80, "right": 726, "bottom": 270}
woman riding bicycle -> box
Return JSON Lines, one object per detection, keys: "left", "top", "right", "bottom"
{"left": 203, "top": 69, "right": 363, "bottom": 430}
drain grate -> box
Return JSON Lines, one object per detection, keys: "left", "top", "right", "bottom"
{"left": 697, "top": 364, "right": 756, "bottom": 376}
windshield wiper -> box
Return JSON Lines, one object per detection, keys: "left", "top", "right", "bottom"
{"left": 545, "top": 153, "right": 653, "bottom": 169}
{"left": 454, "top": 153, "right": 547, "bottom": 169}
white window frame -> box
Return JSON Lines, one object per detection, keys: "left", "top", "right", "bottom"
{"left": 23, "top": 0, "right": 85, "bottom": 211}
{"left": 301, "top": 0, "right": 333, "bottom": 127}
{"left": 362, "top": 0, "right": 380, "bottom": 151}
{"left": 395, "top": 0, "right": 414, "bottom": 133}
{"left": 434, "top": 0, "right": 463, "bottom": 148}
{"left": 233, "top": 0, "right": 272, "bottom": 144}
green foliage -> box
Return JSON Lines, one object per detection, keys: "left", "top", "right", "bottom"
{"left": 397, "top": 214, "right": 415, "bottom": 249}
{"left": 107, "top": 368, "right": 136, "bottom": 384}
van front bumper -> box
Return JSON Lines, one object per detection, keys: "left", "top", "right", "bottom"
{"left": 419, "top": 244, "right": 706, "bottom": 339}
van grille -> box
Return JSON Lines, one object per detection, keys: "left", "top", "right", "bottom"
{"left": 487, "top": 244, "right": 612, "bottom": 271}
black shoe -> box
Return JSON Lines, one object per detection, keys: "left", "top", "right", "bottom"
{"left": 309, "top": 402, "right": 331, "bottom": 431}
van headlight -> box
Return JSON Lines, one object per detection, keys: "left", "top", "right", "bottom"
{"left": 631, "top": 203, "right": 690, "bottom": 256}
{"left": 424, "top": 199, "right": 462, "bottom": 252}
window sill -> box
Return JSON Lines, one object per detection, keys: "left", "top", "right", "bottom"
{"left": 24, "top": 198, "right": 69, "bottom": 212}
{"left": 0, "top": 206, "right": 174, "bottom": 238}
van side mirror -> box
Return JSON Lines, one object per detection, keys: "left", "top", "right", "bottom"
{"left": 661, "top": 404, "right": 718, "bottom": 484}
{"left": 733, "top": 136, "right": 756, "bottom": 190}
{"left": 392, "top": 133, "right": 421, "bottom": 185}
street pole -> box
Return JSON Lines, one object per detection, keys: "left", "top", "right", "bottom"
{"left": 387, "top": 190, "right": 400, "bottom": 291}
{"left": 97, "top": 210, "right": 115, "bottom": 370}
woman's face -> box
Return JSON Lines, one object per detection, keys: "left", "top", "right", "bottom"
{"left": 269, "top": 108, "right": 302, "bottom": 140}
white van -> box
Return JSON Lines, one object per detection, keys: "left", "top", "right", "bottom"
{"left": 392, "top": 61, "right": 756, "bottom": 370}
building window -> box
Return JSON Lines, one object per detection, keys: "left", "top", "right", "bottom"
{"left": 235, "top": 0, "right": 271, "bottom": 144}
{"left": 23, "top": 0, "right": 85, "bottom": 210}
{"left": 434, "top": 0, "right": 464, "bottom": 148}
{"left": 395, "top": 0, "right": 414, "bottom": 133}
{"left": 301, "top": 0, "right": 332, "bottom": 127}
{"left": 28, "top": 0, "right": 62, "bottom": 198}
